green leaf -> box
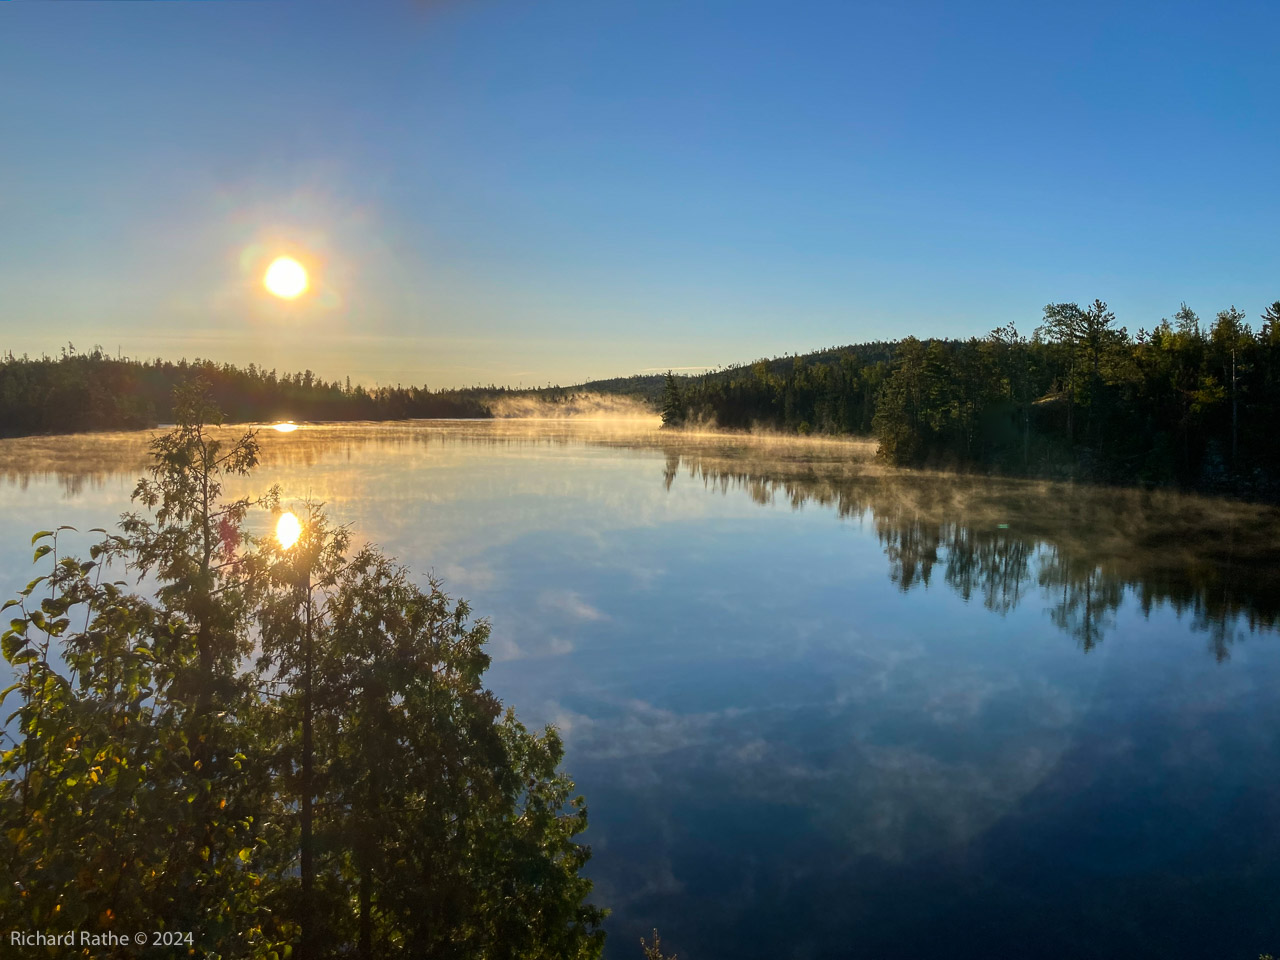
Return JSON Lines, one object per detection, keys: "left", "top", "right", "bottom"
{"left": 32, "top": 544, "right": 52, "bottom": 563}
{"left": 30, "top": 531, "right": 53, "bottom": 546}
{"left": 237, "top": 847, "right": 252, "bottom": 862}
{"left": 19, "top": 576, "right": 47, "bottom": 597}
{"left": 1, "top": 599, "right": 18, "bottom": 612}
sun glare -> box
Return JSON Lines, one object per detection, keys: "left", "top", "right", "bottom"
{"left": 276, "top": 511, "right": 302, "bottom": 550}
{"left": 272, "top": 422, "right": 298, "bottom": 433}
{"left": 264, "top": 256, "right": 308, "bottom": 299}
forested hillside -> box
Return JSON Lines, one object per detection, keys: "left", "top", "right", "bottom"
{"left": 0, "top": 347, "right": 492, "bottom": 435}
{"left": 659, "top": 301, "right": 1280, "bottom": 497}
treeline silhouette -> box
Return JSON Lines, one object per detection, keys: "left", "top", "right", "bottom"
{"left": 0, "top": 345, "right": 494, "bottom": 435}
{"left": 537, "top": 343, "right": 901, "bottom": 407}
{"left": 661, "top": 302, "right": 1280, "bottom": 497}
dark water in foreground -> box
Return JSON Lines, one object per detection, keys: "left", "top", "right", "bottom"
{"left": 1, "top": 421, "right": 1278, "bottom": 959}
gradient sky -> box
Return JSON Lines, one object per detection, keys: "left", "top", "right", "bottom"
{"left": 2, "top": 0, "right": 1277, "bottom": 388}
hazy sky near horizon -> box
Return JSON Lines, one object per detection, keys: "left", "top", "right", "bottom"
{"left": 2, "top": 0, "right": 1277, "bottom": 388}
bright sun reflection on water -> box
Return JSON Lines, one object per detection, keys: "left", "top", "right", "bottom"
{"left": 275, "top": 512, "right": 302, "bottom": 550}
{"left": 272, "top": 422, "right": 298, "bottom": 433}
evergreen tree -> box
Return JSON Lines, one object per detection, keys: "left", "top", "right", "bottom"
{"left": 660, "top": 371, "right": 686, "bottom": 427}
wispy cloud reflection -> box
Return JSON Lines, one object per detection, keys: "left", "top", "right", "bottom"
{"left": 436, "top": 560, "right": 497, "bottom": 592}
{"left": 563, "top": 676, "right": 1077, "bottom": 860}
{"left": 566, "top": 658, "right": 1280, "bottom": 957}
{"left": 488, "top": 630, "right": 575, "bottom": 663}
{"left": 538, "top": 588, "right": 608, "bottom": 622}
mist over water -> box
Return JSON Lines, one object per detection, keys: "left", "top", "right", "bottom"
{"left": 487, "top": 392, "right": 659, "bottom": 421}
{"left": 1, "top": 421, "right": 1277, "bottom": 959}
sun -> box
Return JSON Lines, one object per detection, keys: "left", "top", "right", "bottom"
{"left": 264, "top": 256, "right": 308, "bottom": 299}
{"left": 276, "top": 511, "right": 302, "bottom": 550}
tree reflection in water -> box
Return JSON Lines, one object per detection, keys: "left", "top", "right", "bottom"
{"left": 657, "top": 442, "right": 1280, "bottom": 660}
{"left": 0, "top": 422, "right": 1274, "bottom": 662}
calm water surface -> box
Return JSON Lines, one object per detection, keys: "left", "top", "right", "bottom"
{"left": 2, "top": 421, "right": 1278, "bottom": 960}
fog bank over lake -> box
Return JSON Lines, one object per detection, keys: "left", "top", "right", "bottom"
{"left": 1, "top": 421, "right": 1277, "bottom": 959}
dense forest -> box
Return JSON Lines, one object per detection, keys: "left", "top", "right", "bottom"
{"left": 0, "top": 346, "right": 494, "bottom": 435}
{"left": 661, "top": 301, "right": 1280, "bottom": 498}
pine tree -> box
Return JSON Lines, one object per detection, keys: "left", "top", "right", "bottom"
{"left": 660, "top": 371, "right": 686, "bottom": 427}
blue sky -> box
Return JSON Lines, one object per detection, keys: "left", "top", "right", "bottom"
{"left": 1, "top": 0, "right": 1277, "bottom": 387}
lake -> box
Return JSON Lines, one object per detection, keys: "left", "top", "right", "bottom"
{"left": 2, "top": 420, "right": 1278, "bottom": 959}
